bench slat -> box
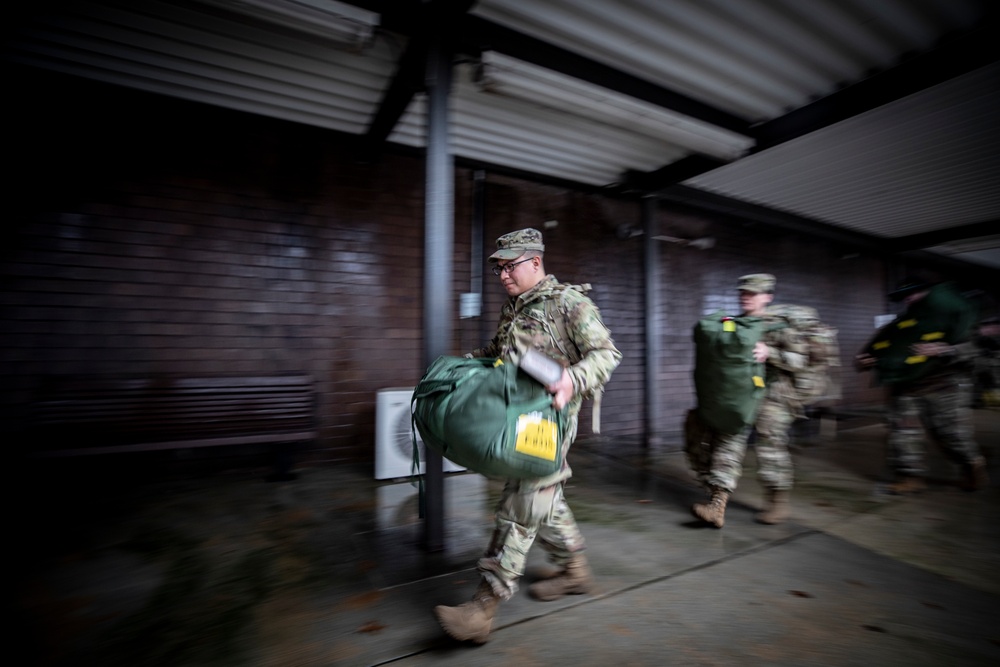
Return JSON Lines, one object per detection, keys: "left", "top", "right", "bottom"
{"left": 32, "top": 374, "right": 317, "bottom": 457}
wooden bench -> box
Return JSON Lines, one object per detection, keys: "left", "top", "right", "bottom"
{"left": 30, "top": 374, "right": 316, "bottom": 476}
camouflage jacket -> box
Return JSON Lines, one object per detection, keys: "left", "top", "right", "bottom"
{"left": 470, "top": 275, "right": 622, "bottom": 417}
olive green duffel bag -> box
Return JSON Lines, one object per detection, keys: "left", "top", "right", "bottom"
{"left": 693, "top": 312, "right": 766, "bottom": 435}
{"left": 865, "top": 282, "right": 977, "bottom": 386}
{"left": 412, "top": 355, "right": 566, "bottom": 479}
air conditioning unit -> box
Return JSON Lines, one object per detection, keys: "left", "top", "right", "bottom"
{"left": 375, "top": 388, "right": 465, "bottom": 480}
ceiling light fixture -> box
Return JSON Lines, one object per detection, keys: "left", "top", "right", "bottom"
{"left": 196, "top": 0, "right": 379, "bottom": 48}
{"left": 475, "top": 52, "right": 753, "bottom": 161}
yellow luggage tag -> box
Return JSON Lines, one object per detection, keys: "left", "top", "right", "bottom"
{"left": 514, "top": 412, "right": 559, "bottom": 461}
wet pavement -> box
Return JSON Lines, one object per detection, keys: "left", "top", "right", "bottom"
{"left": 17, "top": 410, "right": 1000, "bottom": 666}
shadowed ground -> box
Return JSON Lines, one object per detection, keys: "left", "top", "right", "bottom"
{"left": 16, "top": 409, "right": 1000, "bottom": 666}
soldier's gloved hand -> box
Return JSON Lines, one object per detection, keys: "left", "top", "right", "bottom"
{"left": 547, "top": 369, "right": 575, "bottom": 411}
{"left": 854, "top": 353, "right": 876, "bottom": 371}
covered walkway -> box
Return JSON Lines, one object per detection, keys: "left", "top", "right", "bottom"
{"left": 18, "top": 410, "right": 1000, "bottom": 666}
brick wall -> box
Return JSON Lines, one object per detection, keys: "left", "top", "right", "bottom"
{"left": 4, "top": 72, "right": 997, "bottom": 466}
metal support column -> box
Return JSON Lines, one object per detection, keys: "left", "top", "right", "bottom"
{"left": 421, "top": 34, "right": 454, "bottom": 552}
{"left": 643, "top": 195, "right": 661, "bottom": 449}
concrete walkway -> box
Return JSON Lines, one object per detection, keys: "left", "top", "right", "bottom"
{"left": 17, "top": 411, "right": 1000, "bottom": 666}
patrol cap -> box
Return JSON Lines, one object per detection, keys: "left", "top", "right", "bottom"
{"left": 737, "top": 273, "right": 775, "bottom": 294}
{"left": 488, "top": 228, "right": 545, "bottom": 262}
{"left": 888, "top": 275, "right": 932, "bottom": 302}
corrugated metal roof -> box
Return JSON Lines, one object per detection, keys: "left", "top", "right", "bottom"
{"left": 471, "top": 0, "right": 986, "bottom": 120}
{"left": 687, "top": 62, "right": 1000, "bottom": 237}
{"left": 4, "top": 0, "right": 998, "bottom": 268}
{"left": 6, "top": 0, "right": 399, "bottom": 134}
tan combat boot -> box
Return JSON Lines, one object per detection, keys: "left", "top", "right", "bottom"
{"left": 434, "top": 580, "right": 501, "bottom": 644}
{"left": 691, "top": 487, "right": 730, "bottom": 528}
{"left": 528, "top": 553, "right": 596, "bottom": 601}
{"left": 960, "top": 456, "right": 990, "bottom": 491}
{"left": 755, "top": 489, "right": 790, "bottom": 524}
{"left": 888, "top": 476, "right": 926, "bottom": 495}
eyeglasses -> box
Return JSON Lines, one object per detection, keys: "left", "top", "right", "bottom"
{"left": 491, "top": 257, "right": 533, "bottom": 276}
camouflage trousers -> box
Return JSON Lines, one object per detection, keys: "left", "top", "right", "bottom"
{"left": 476, "top": 479, "right": 586, "bottom": 601}
{"left": 753, "top": 398, "right": 796, "bottom": 490}
{"left": 888, "top": 379, "right": 979, "bottom": 477}
{"left": 684, "top": 398, "right": 796, "bottom": 493}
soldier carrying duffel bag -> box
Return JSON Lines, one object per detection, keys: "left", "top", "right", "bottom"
{"left": 424, "top": 227, "right": 621, "bottom": 645}
{"left": 855, "top": 276, "right": 988, "bottom": 494}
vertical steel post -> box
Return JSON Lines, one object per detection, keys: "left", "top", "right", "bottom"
{"left": 421, "top": 34, "right": 453, "bottom": 552}
{"left": 643, "top": 195, "right": 661, "bottom": 449}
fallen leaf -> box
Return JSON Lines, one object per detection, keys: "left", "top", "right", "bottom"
{"left": 357, "top": 621, "right": 386, "bottom": 634}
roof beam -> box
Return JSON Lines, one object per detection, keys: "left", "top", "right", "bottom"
{"left": 364, "top": 36, "right": 427, "bottom": 144}
{"left": 658, "top": 187, "right": 999, "bottom": 279}
{"left": 658, "top": 185, "right": 886, "bottom": 251}
{"left": 353, "top": 2, "right": 753, "bottom": 137}
{"left": 622, "top": 155, "right": 727, "bottom": 194}
{"left": 362, "top": 0, "right": 475, "bottom": 149}
{"left": 888, "top": 220, "right": 1000, "bottom": 252}
{"left": 751, "top": 13, "right": 1000, "bottom": 152}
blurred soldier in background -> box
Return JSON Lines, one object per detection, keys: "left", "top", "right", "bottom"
{"left": 855, "top": 276, "right": 989, "bottom": 493}
{"left": 690, "top": 274, "right": 775, "bottom": 527}
{"left": 689, "top": 273, "right": 839, "bottom": 527}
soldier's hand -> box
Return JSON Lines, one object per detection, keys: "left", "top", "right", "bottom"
{"left": 854, "top": 353, "right": 876, "bottom": 371}
{"left": 911, "top": 342, "right": 952, "bottom": 357}
{"left": 753, "top": 341, "right": 770, "bottom": 363}
{"left": 547, "top": 369, "right": 575, "bottom": 411}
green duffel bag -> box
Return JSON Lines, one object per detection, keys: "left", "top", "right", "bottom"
{"left": 693, "top": 312, "right": 766, "bottom": 435}
{"left": 412, "top": 355, "right": 567, "bottom": 479}
{"left": 866, "top": 282, "right": 977, "bottom": 386}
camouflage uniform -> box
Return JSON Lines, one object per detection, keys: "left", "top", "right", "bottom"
{"left": 468, "top": 233, "right": 621, "bottom": 600}
{"left": 886, "top": 340, "right": 980, "bottom": 477}
{"left": 888, "top": 376, "right": 977, "bottom": 477}
{"left": 690, "top": 321, "right": 798, "bottom": 494}
{"left": 687, "top": 274, "right": 799, "bottom": 494}
{"left": 688, "top": 426, "right": 753, "bottom": 494}
{"left": 750, "top": 310, "right": 827, "bottom": 492}
{"left": 748, "top": 393, "right": 796, "bottom": 491}
{"left": 865, "top": 278, "right": 985, "bottom": 484}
